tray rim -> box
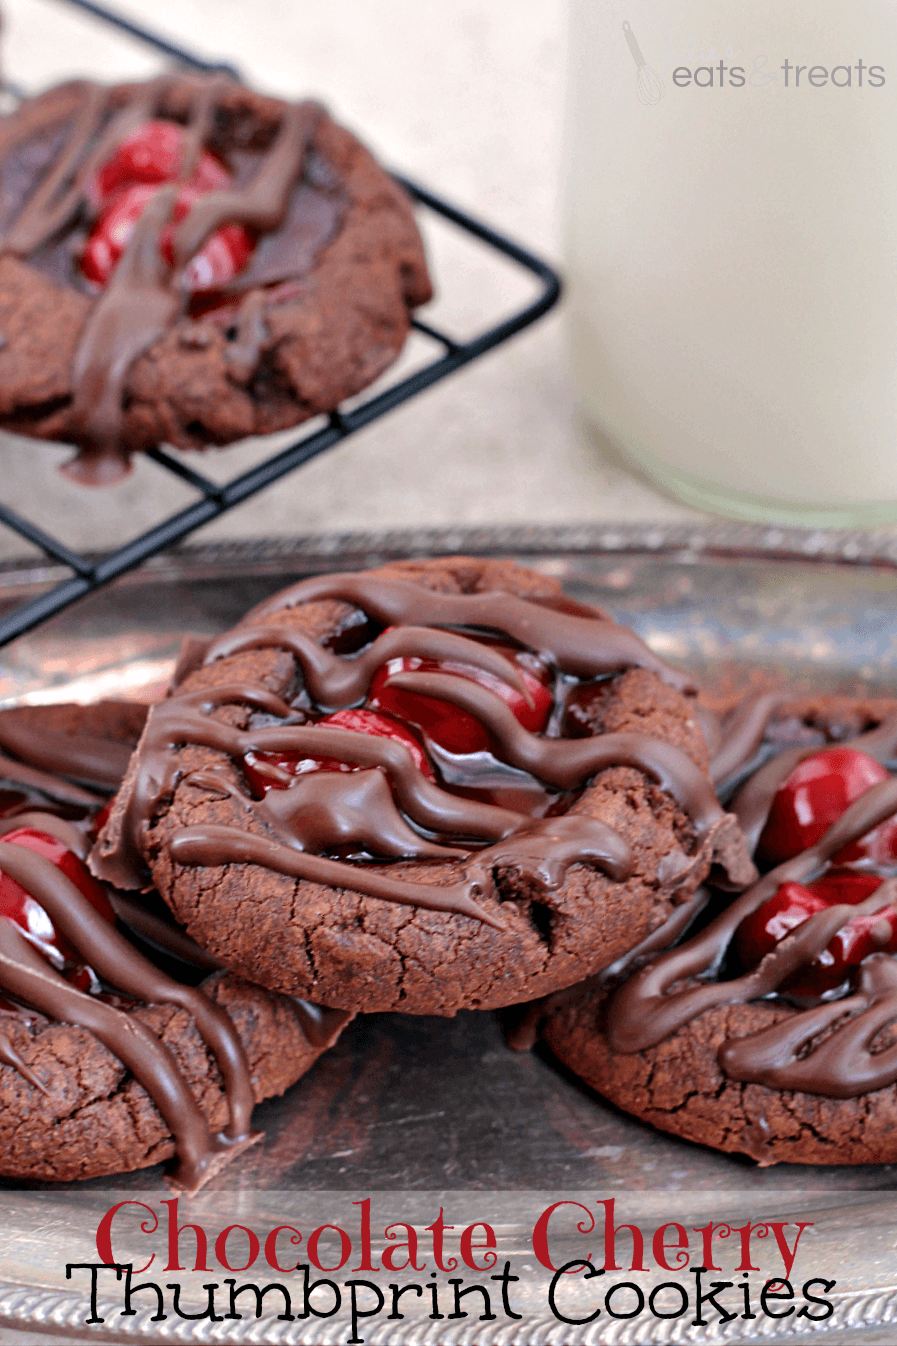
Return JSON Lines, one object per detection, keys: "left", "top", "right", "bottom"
{"left": 1, "top": 519, "right": 897, "bottom": 599}
{"left": 0, "top": 523, "right": 895, "bottom": 1342}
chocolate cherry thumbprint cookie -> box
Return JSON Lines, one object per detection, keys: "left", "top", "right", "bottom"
{"left": 0, "top": 702, "right": 350, "bottom": 1189}
{"left": 92, "top": 557, "right": 755, "bottom": 1016}
{"left": 539, "top": 694, "right": 897, "bottom": 1165}
{"left": 0, "top": 73, "right": 431, "bottom": 483}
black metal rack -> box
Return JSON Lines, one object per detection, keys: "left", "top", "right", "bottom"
{"left": 0, "top": 0, "right": 561, "bottom": 647}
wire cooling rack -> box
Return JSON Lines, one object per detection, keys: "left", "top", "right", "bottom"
{"left": 0, "top": 0, "right": 561, "bottom": 648}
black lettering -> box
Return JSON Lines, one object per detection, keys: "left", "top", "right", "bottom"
{"left": 869, "top": 65, "right": 886, "bottom": 86}
{"left": 346, "top": 1280, "right": 386, "bottom": 1344}
{"left": 761, "top": 1279, "right": 795, "bottom": 1319}
{"left": 121, "top": 1266, "right": 167, "bottom": 1321}
{"left": 388, "top": 1282, "right": 422, "bottom": 1319}
{"left": 605, "top": 1281, "right": 645, "bottom": 1319}
{"left": 648, "top": 1281, "right": 689, "bottom": 1319}
{"left": 799, "top": 1278, "right": 836, "bottom": 1320}
{"left": 831, "top": 65, "right": 852, "bottom": 87}
{"left": 447, "top": 1280, "right": 495, "bottom": 1321}
{"left": 739, "top": 1273, "right": 757, "bottom": 1319}
{"left": 673, "top": 66, "right": 692, "bottom": 87}
{"left": 427, "top": 1273, "right": 444, "bottom": 1320}
{"left": 491, "top": 1261, "right": 522, "bottom": 1320}
{"left": 691, "top": 1268, "right": 737, "bottom": 1326}
{"left": 222, "top": 1279, "right": 294, "bottom": 1320}
{"left": 808, "top": 66, "right": 828, "bottom": 86}
{"left": 729, "top": 66, "right": 746, "bottom": 86}
{"left": 694, "top": 66, "right": 714, "bottom": 88}
{"left": 295, "top": 1265, "right": 341, "bottom": 1320}
{"left": 66, "top": 1263, "right": 126, "bottom": 1325}
{"left": 548, "top": 1259, "right": 604, "bottom": 1325}
{"left": 167, "top": 1282, "right": 221, "bottom": 1322}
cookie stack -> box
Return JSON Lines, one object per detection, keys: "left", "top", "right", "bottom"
{"left": 0, "top": 555, "right": 761, "bottom": 1187}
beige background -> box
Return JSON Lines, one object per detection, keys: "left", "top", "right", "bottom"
{"left": 0, "top": 0, "right": 701, "bottom": 565}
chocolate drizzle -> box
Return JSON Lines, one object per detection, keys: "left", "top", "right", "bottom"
{"left": 0, "top": 833, "right": 259, "bottom": 1191}
{"left": 0, "top": 77, "right": 336, "bottom": 483}
{"left": 248, "top": 572, "right": 697, "bottom": 694}
{"left": 731, "top": 713, "right": 897, "bottom": 854}
{"left": 0, "top": 698, "right": 145, "bottom": 791}
{"left": 605, "top": 774, "right": 897, "bottom": 1099}
{"left": 0, "top": 700, "right": 349, "bottom": 1187}
{"left": 93, "top": 572, "right": 750, "bottom": 925}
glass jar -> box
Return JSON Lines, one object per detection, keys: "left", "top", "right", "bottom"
{"left": 566, "top": 0, "right": 897, "bottom": 524}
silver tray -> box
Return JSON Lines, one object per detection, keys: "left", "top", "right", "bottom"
{"left": 0, "top": 522, "right": 896, "bottom": 1345}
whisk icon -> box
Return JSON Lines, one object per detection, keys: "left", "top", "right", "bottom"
{"left": 623, "top": 21, "right": 664, "bottom": 105}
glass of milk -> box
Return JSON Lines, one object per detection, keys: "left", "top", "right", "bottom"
{"left": 566, "top": 0, "right": 897, "bottom": 525}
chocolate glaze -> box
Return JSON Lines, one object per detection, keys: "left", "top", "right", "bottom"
{"left": 0, "top": 835, "right": 258, "bottom": 1190}
{"left": 94, "top": 574, "right": 748, "bottom": 926}
{"left": 0, "top": 751, "right": 102, "bottom": 808}
{"left": 0, "top": 77, "right": 341, "bottom": 483}
{"left": 708, "top": 692, "right": 790, "bottom": 786}
{"left": 0, "top": 701, "right": 144, "bottom": 790}
{"left": 605, "top": 775, "right": 897, "bottom": 1098}
{"left": 248, "top": 572, "right": 696, "bottom": 694}
{"left": 0, "top": 700, "right": 348, "bottom": 1188}
{"left": 731, "top": 713, "right": 897, "bottom": 853}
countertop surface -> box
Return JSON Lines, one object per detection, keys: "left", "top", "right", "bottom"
{"left": 0, "top": 0, "right": 703, "bottom": 564}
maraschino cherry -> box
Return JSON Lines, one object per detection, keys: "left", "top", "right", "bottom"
{"left": 0, "top": 827, "right": 115, "bottom": 997}
{"left": 735, "top": 871, "right": 897, "bottom": 997}
{"left": 243, "top": 708, "right": 434, "bottom": 796}
{"left": 368, "top": 643, "right": 553, "bottom": 755}
{"left": 758, "top": 747, "right": 897, "bottom": 865}
{"left": 80, "top": 121, "right": 254, "bottom": 293}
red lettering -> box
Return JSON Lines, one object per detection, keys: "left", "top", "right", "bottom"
{"left": 692, "top": 1220, "right": 732, "bottom": 1272}
{"left": 460, "top": 1222, "right": 497, "bottom": 1271}
{"left": 161, "top": 1196, "right": 212, "bottom": 1272}
{"left": 381, "top": 1222, "right": 425, "bottom": 1272}
{"left": 532, "top": 1201, "right": 595, "bottom": 1272}
{"left": 352, "top": 1197, "right": 376, "bottom": 1271}
{"left": 599, "top": 1199, "right": 648, "bottom": 1272}
{"left": 95, "top": 1199, "right": 158, "bottom": 1274}
{"left": 307, "top": 1224, "right": 352, "bottom": 1271}
{"left": 733, "top": 1220, "right": 772, "bottom": 1272}
{"left": 426, "top": 1208, "right": 458, "bottom": 1272}
{"left": 652, "top": 1222, "right": 690, "bottom": 1271}
{"left": 265, "top": 1224, "right": 303, "bottom": 1273}
{"left": 214, "top": 1224, "right": 260, "bottom": 1271}
{"left": 769, "top": 1222, "right": 813, "bottom": 1279}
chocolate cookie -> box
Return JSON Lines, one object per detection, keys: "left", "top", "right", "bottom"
{"left": 0, "top": 74, "right": 431, "bottom": 483}
{"left": 537, "top": 695, "right": 897, "bottom": 1165}
{"left": 0, "top": 704, "right": 351, "bottom": 1188}
{"left": 92, "top": 556, "right": 754, "bottom": 1016}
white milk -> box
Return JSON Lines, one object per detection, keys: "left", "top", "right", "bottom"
{"left": 566, "top": 0, "right": 897, "bottom": 523}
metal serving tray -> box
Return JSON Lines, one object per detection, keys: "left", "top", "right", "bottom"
{"left": 0, "top": 522, "right": 895, "bottom": 1344}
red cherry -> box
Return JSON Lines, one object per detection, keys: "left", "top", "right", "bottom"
{"left": 758, "top": 748, "right": 895, "bottom": 865}
{"left": 735, "top": 871, "right": 895, "bottom": 997}
{"left": 91, "top": 120, "right": 231, "bottom": 207}
{"left": 243, "top": 708, "right": 434, "bottom": 796}
{"left": 0, "top": 827, "right": 115, "bottom": 994}
{"left": 367, "top": 645, "right": 553, "bottom": 755}
{"left": 81, "top": 184, "right": 253, "bottom": 292}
